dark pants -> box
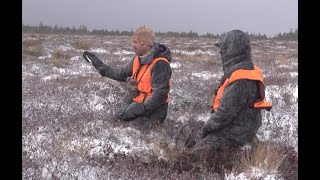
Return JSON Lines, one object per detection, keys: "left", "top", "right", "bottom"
{"left": 116, "top": 95, "right": 168, "bottom": 130}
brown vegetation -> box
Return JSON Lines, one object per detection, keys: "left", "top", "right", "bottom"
{"left": 22, "top": 33, "right": 298, "bottom": 179}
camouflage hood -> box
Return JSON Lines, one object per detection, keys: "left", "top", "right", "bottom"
{"left": 140, "top": 43, "right": 172, "bottom": 64}
{"left": 215, "top": 30, "right": 253, "bottom": 74}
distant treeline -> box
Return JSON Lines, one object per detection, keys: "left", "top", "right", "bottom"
{"left": 22, "top": 23, "right": 298, "bottom": 41}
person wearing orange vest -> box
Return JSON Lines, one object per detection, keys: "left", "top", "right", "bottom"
{"left": 200, "top": 30, "right": 272, "bottom": 149}
{"left": 82, "top": 27, "right": 172, "bottom": 128}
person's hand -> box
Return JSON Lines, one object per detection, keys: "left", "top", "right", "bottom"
{"left": 83, "top": 51, "right": 104, "bottom": 67}
{"left": 83, "top": 51, "right": 107, "bottom": 76}
{"left": 119, "top": 102, "right": 146, "bottom": 121}
{"left": 83, "top": 51, "right": 100, "bottom": 64}
{"left": 201, "top": 124, "right": 212, "bottom": 138}
{"left": 201, "top": 120, "right": 221, "bottom": 138}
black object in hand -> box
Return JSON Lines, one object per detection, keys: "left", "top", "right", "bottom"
{"left": 83, "top": 51, "right": 96, "bottom": 64}
{"left": 82, "top": 51, "right": 103, "bottom": 67}
{"left": 82, "top": 51, "right": 107, "bottom": 76}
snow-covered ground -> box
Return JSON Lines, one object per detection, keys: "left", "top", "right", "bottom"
{"left": 22, "top": 34, "right": 298, "bottom": 179}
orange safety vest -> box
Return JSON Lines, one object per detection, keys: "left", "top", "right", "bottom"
{"left": 213, "top": 65, "right": 272, "bottom": 112}
{"left": 132, "top": 56, "right": 170, "bottom": 103}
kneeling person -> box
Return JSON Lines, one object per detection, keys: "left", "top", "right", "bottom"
{"left": 83, "top": 26, "right": 172, "bottom": 127}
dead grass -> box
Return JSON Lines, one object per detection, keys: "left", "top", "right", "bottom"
{"left": 48, "top": 48, "right": 74, "bottom": 67}
{"left": 48, "top": 58, "right": 68, "bottom": 67}
{"left": 234, "top": 140, "right": 287, "bottom": 177}
{"left": 281, "top": 91, "right": 294, "bottom": 106}
{"left": 48, "top": 137, "right": 74, "bottom": 161}
{"left": 276, "top": 54, "right": 289, "bottom": 65}
{"left": 186, "top": 44, "right": 202, "bottom": 51}
{"left": 173, "top": 53, "right": 216, "bottom": 63}
{"left": 157, "top": 140, "right": 186, "bottom": 161}
{"left": 264, "top": 75, "right": 291, "bottom": 86}
{"left": 22, "top": 38, "right": 43, "bottom": 47}
{"left": 72, "top": 39, "right": 91, "bottom": 49}
{"left": 22, "top": 38, "right": 44, "bottom": 56}
{"left": 22, "top": 34, "right": 298, "bottom": 179}
{"left": 52, "top": 48, "right": 73, "bottom": 59}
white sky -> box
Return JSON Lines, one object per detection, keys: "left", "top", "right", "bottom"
{"left": 22, "top": 0, "right": 298, "bottom": 36}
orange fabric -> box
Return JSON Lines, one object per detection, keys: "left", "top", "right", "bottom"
{"left": 132, "top": 56, "right": 170, "bottom": 103}
{"left": 213, "top": 65, "right": 272, "bottom": 111}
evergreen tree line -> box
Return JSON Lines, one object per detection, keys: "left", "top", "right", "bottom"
{"left": 22, "top": 23, "right": 297, "bottom": 41}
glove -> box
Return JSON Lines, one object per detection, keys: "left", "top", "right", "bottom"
{"left": 119, "top": 102, "right": 146, "bottom": 121}
{"left": 201, "top": 124, "right": 212, "bottom": 138}
{"left": 201, "top": 119, "right": 222, "bottom": 138}
{"left": 83, "top": 51, "right": 108, "bottom": 76}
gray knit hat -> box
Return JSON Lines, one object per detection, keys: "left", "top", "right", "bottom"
{"left": 133, "top": 26, "right": 155, "bottom": 46}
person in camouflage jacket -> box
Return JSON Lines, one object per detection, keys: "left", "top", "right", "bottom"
{"left": 201, "top": 29, "right": 271, "bottom": 149}
{"left": 83, "top": 27, "right": 172, "bottom": 129}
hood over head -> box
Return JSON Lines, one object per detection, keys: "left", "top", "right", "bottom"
{"left": 140, "top": 43, "right": 172, "bottom": 64}
{"left": 215, "top": 30, "right": 253, "bottom": 73}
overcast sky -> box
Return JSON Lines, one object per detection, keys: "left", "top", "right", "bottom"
{"left": 22, "top": 0, "right": 298, "bottom": 36}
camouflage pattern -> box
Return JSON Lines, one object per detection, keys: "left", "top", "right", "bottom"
{"left": 98, "top": 43, "right": 172, "bottom": 123}
{"left": 202, "top": 30, "right": 262, "bottom": 148}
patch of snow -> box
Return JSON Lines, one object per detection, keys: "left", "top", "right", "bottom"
{"left": 170, "top": 62, "right": 181, "bottom": 69}
{"left": 70, "top": 56, "right": 81, "bottom": 60}
{"left": 172, "top": 49, "right": 216, "bottom": 56}
{"left": 114, "top": 50, "right": 135, "bottom": 55}
{"left": 275, "top": 46, "right": 287, "bottom": 49}
{"left": 22, "top": 72, "right": 35, "bottom": 77}
{"left": 90, "top": 48, "right": 109, "bottom": 54}
{"left": 103, "top": 41, "right": 113, "bottom": 44}
{"left": 192, "top": 71, "right": 220, "bottom": 80}
{"left": 58, "top": 45, "right": 74, "bottom": 51}
{"left": 121, "top": 57, "right": 131, "bottom": 61}
{"left": 41, "top": 167, "right": 51, "bottom": 179}
{"left": 278, "top": 64, "right": 291, "bottom": 68}
{"left": 289, "top": 72, "right": 298, "bottom": 78}
{"left": 78, "top": 63, "right": 95, "bottom": 71}
{"left": 51, "top": 67, "right": 66, "bottom": 74}
{"left": 38, "top": 54, "right": 52, "bottom": 59}
{"left": 42, "top": 74, "right": 60, "bottom": 81}
{"left": 88, "top": 94, "right": 106, "bottom": 112}
{"left": 108, "top": 127, "right": 150, "bottom": 155}
{"left": 89, "top": 146, "right": 105, "bottom": 156}
{"left": 225, "top": 166, "right": 283, "bottom": 180}
{"left": 177, "top": 114, "right": 189, "bottom": 123}
{"left": 196, "top": 112, "right": 211, "bottom": 122}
